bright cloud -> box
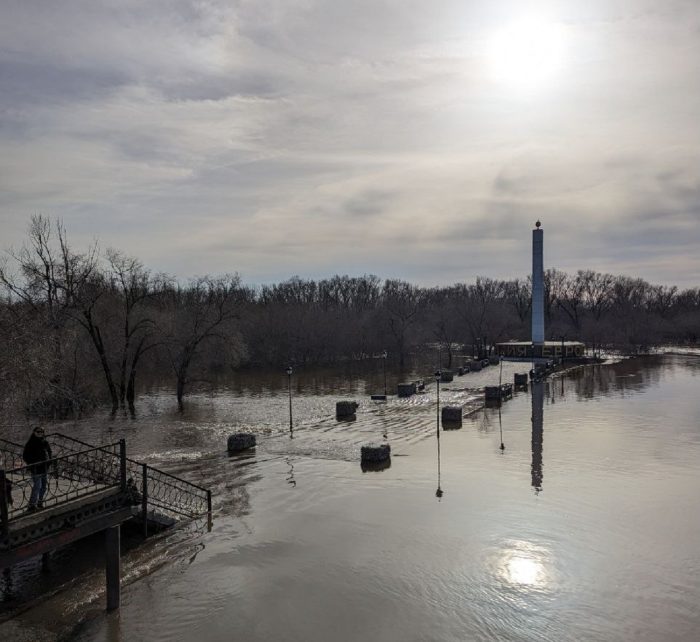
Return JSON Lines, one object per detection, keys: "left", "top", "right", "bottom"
{"left": 1, "top": 0, "right": 699, "bottom": 286}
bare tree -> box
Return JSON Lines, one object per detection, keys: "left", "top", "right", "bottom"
{"left": 160, "top": 275, "right": 244, "bottom": 410}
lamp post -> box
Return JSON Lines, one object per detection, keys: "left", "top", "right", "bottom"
{"left": 435, "top": 369, "right": 443, "bottom": 498}
{"left": 434, "top": 370, "right": 441, "bottom": 438}
{"left": 286, "top": 365, "right": 293, "bottom": 435}
{"left": 382, "top": 350, "right": 388, "bottom": 397}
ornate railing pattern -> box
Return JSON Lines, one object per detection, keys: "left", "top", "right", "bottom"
{"left": 47, "top": 434, "right": 210, "bottom": 522}
{"left": 1, "top": 441, "right": 124, "bottom": 522}
{"left": 0, "top": 433, "right": 210, "bottom": 540}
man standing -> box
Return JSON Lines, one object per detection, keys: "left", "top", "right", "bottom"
{"left": 23, "top": 426, "right": 52, "bottom": 511}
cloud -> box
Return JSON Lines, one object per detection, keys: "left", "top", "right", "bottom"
{"left": 1, "top": 0, "right": 699, "bottom": 288}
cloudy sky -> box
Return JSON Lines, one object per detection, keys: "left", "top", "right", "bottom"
{"left": 1, "top": 0, "right": 699, "bottom": 286}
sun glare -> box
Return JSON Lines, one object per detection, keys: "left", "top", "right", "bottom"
{"left": 486, "top": 19, "right": 568, "bottom": 91}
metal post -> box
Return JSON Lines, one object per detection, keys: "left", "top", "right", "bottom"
{"left": 286, "top": 366, "right": 293, "bottom": 435}
{"left": 119, "top": 439, "right": 127, "bottom": 491}
{"left": 382, "top": 350, "right": 387, "bottom": 397}
{"left": 0, "top": 470, "right": 9, "bottom": 538}
{"left": 105, "top": 525, "right": 121, "bottom": 611}
{"left": 435, "top": 370, "right": 441, "bottom": 438}
{"left": 141, "top": 464, "right": 148, "bottom": 538}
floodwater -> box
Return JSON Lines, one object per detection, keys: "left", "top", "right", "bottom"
{"left": 1, "top": 355, "right": 700, "bottom": 641}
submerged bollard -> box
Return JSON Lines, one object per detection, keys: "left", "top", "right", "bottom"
{"left": 361, "top": 443, "right": 391, "bottom": 464}
{"left": 397, "top": 382, "right": 416, "bottom": 398}
{"left": 441, "top": 405, "right": 463, "bottom": 428}
{"left": 227, "top": 433, "right": 256, "bottom": 453}
{"left": 336, "top": 401, "right": 359, "bottom": 419}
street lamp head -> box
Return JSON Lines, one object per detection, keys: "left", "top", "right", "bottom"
{"left": 434, "top": 370, "right": 442, "bottom": 382}
{"left": 382, "top": 350, "right": 387, "bottom": 359}
{"left": 286, "top": 366, "right": 293, "bottom": 376}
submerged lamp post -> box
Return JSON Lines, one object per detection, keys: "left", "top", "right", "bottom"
{"left": 382, "top": 350, "right": 388, "bottom": 396}
{"left": 435, "top": 370, "right": 442, "bottom": 438}
{"left": 286, "top": 365, "right": 293, "bottom": 435}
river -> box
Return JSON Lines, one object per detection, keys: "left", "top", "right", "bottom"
{"left": 1, "top": 355, "right": 699, "bottom": 641}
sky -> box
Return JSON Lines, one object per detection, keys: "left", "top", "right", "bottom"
{"left": 1, "top": 0, "right": 699, "bottom": 287}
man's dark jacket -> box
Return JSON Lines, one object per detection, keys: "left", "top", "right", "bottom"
{"left": 23, "top": 434, "right": 53, "bottom": 474}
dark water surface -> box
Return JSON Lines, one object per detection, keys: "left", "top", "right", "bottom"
{"left": 2, "top": 356, "right": 700, "bottom": 641}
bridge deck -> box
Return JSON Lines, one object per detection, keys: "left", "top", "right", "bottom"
{"left": 0, "top": 433, "right": 211, "bottom": 610}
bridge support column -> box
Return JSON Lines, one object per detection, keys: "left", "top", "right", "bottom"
{"left": 105, "top": 525, "right": 121, "bottom": 611}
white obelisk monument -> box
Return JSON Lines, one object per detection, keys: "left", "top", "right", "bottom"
{"left": 531, "top": 221, "right": 545, "bottom": 351}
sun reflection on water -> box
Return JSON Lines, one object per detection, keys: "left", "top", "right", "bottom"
{"left": 497, "top": 541, "right": 551, "bottom": 589}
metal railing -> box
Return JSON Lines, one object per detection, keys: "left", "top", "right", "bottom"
{"left": 47, "top": 434, "right": 211, "bottom": 533}
{"left": 0, "top": 433, "right": 211, "bottom": 539}
{"left": 1, "top": 440, "right": 125, "bottom": 536}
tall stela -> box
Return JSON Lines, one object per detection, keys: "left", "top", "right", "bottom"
{"left": 531, "top": 221, "right": 545, "bottom": 345}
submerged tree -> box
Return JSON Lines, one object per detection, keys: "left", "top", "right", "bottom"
{"left": 160, "top": 275, "right": 246, "bottom": 410}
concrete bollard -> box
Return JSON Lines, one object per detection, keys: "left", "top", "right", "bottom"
{"left": 227, "top": 433, "right": 256, "bottom": 453}
{"left": 441, "top": 406, "right": 463, "bottom": 428}
{"left": 440, "top": 370, "right": 454, "bottom": 383}
{"left": 514, "top": 373, "right": 528, "bottom": 386}
{"left": 361, "top": 459, "right": 392, "bottom": 472}
{"left": 397, "top": 382, "right": 416, "bottom": 398}
{"left": 361, "top": 443, "right": 391, "bottom": 464}
{"left": 336, "top": 401, "right": 359, "bottom": 419}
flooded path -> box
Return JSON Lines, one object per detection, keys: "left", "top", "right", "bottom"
{"left": 2, "top": 356, "right": 700, "bottom": 641}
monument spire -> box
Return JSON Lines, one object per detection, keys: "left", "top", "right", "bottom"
{"left": 532, "top": 221, "right": 545, "bottom": 348}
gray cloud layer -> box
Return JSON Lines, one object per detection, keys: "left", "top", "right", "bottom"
{"left": 1, "top": 0, "right": 699, "bottom": 286}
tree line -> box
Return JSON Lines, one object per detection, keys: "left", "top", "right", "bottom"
{"left": 1, "top": 216, "right": 698, "bottom": 417}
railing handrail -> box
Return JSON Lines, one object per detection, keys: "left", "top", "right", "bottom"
{"left": 47, "top": 433, "right": 211, "bottom": 494}
{"left": 2, "top": 441, "right": 123, "bottom": 477}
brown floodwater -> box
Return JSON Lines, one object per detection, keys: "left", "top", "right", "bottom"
{"left": 1, "top": 355, "right": 700, "bottom": 641}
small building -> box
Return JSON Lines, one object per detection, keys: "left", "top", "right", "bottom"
{"left": 497, "top": 340, "right": 585, "bottom": 360}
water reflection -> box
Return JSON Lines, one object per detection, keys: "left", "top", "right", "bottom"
{"left": 498, "top": 541, "right": 550, "bottom": 588}
{"left": 531, "top": 381, "right": 544, "bottom": 493}
{"left": 285, "top": 457, "right": 296, "bottom": 487}
{"left": 435, "top": 431, "right": 443, "bottom": 499}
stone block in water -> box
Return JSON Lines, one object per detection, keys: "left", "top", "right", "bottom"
{"left": 227, "top": 433, "right": 256, "bottom": 452}
{"left": 442, "top": 405, "right": 462, "bottom": 421}
{"left": 440, "top": 370, "right": 453, "bottom": 383}
{"left": 484, "top": 386, "right": 501, "bottom": 399}
{"left": 514, "top": 373, "right": 528, "bottom": 386}
{"left": 470, "top": 360, "right": 482, "bottom": 372}
{"left": 397, "top": 382, "right": 416, "bottom": 397}
{"left": 361, "top": 443, "right": 391, "bottom": 463}
{"left": 361, "top": 458, "right": 392, "bottom": 472}
{"left": 336, "top": 401, "right": 359, "bottom": 418}
{"left": 441, "top": 405, "right": 463, "bottom": 425}
{"left": 489, "top": 355, "right": 500, "bottom": 365}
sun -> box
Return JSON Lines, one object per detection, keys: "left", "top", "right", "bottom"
{"left": 486, "top": 19, "right": 568, "bottom": 91}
